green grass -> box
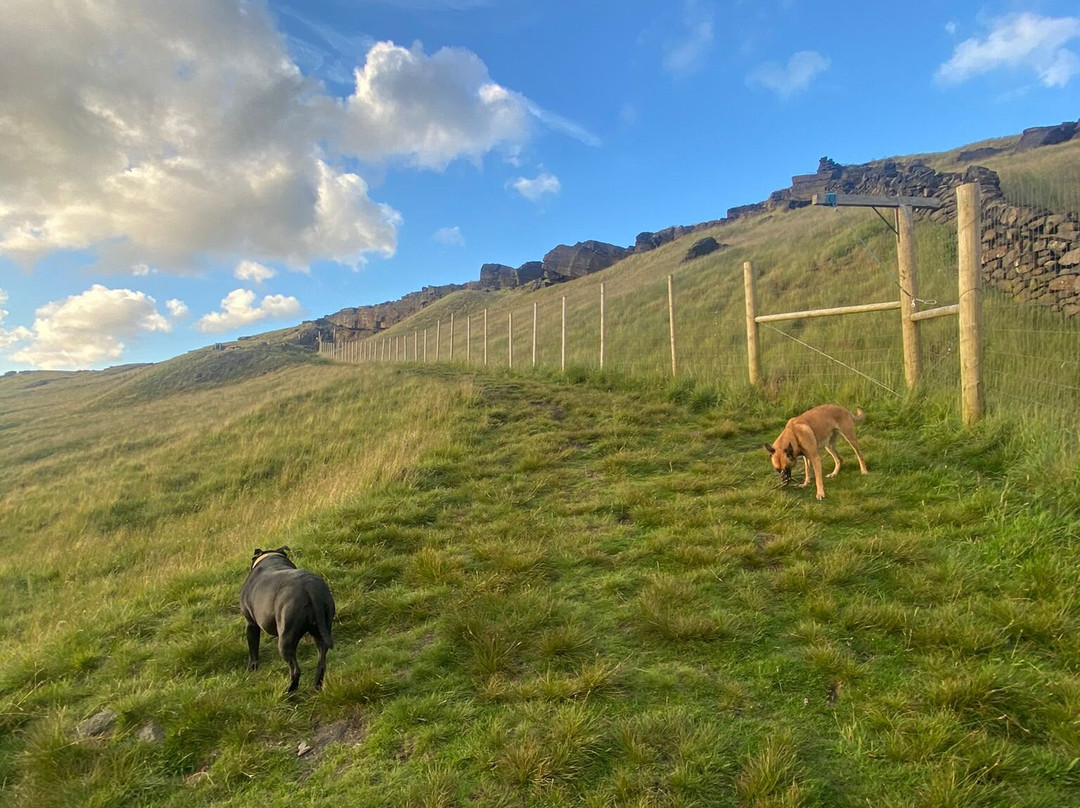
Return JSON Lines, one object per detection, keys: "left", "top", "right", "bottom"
{"left": 2, "top": 352, "right": 1079, "bottom": 806}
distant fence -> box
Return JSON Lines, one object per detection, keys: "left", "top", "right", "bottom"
{"left": 320, "top": 182, "right": 1080, "bottom": 435}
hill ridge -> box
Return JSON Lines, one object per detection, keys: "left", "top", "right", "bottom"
{"left": 277, "top": 118, "right": 1080, "bottom": 348}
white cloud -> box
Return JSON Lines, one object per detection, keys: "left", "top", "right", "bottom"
{"left": 0, "top": 289, "right": 33, "bottom": 350}
{"left": 937, "top": 13, "right": 1080, "bottom": 87}
{"left": 663, "top": 1, "right": 715, "bottom": 76}
{"left": 166, "top": 299, "right": 189, "bottom": 319}
{"left": 0, "top": 2, "right": 554, "bottom": 275}
{"left": 747, "top": 50, "right": 831, "bottom": 98}
{"left": 337, "top": 40, "right": 533, "bottom": 170}
{"left": 195, "top": 289, "right": 303, "bottom": 334}
{"left": 234, "top": 260, "right": 276, "bottom": 284}
{"left": 511, "top": 173, "right": 561, "bottom": 202}
{"left": 5, "top": 285, "right": 170, "bottom": 370}
{"left": 433, "top": 226, "right": 465, "bottom": 246}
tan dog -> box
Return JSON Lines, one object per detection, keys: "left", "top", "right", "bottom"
{"left": 764, "top": 404, "right": 868, "bottom": 500}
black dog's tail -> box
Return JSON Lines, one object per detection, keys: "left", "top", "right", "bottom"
{"left": 314, "top": 595, "right": 335, "bottom": 650}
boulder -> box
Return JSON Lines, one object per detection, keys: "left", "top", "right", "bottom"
{"left": 516, "top": 261, "right": 544, "bottom": 284}
{"left": 541, "top": 240, "right": 632, "bottom": 280}
{"left": 479, "top": 263, "right": 517, "bottom": 289}
{"left": 683, "top": 236, "right": 725, "bottom": 262}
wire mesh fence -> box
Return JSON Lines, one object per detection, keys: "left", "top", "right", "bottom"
{"left": 323, "top": 163, "right": 1080, "bottom": 436}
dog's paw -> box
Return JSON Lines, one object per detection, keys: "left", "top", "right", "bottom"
{"left": 816, "top": 492, "right": 825, "bottom": 500}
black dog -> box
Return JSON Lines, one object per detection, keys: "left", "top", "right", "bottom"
{"left": 240, "top": 547, "right": 335, "bottom": 694}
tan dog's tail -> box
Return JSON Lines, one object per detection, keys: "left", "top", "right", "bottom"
{"left": 853, "top": 406, "right": 866, "bottom": 424}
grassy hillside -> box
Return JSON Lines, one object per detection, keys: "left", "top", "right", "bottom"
{"left": 363, "top": 186, "right": 1079, "bottom": 439}
{"left": 2, "top": 348, "right": 1079, "bottom": 806}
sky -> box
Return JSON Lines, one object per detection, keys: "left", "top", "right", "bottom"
{"left": 1, "top": 1, "right": 1079, "bottom": 372}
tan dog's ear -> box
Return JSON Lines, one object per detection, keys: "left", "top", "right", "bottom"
{"left": 764, "top": 443, "right": 775, "bottom": 454}
{"left": 784, "top": 445, "right": 795, "bottom": 460}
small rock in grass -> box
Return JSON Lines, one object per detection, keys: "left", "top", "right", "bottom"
{"left": 136, "top": 721, "right": 166, "bottom": 743}
{"left": 75, "top": 710, "right": 118, "bottom": 740}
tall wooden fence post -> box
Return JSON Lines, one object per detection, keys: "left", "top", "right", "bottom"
{"left": 897, "top": 204, "right": 922, "bottom": 388}
{"left": 532, "top": 302, "right": 538, "bottom": 367}
{"left": 599, "top": 282, "right": 606, "bottom": 369}
{"left": 423, "top": 328, "right": 428, "bottom": 362}
{"left": 484, "top": 309, "right": 488, "bottom": 366}
{"left": 449, "top": 313, "right": 455, "bottom": 362}
{"left": 467, "top": 316, "right": 472, "bottom": 364}
{"left": 508, "top": 312, "right": 513, "bottom": 368}
{"left": 743, "top": 261, "right": 762, "bottom": 386}
{"left": 436, "top": 319, "right": 441, "bottom": 362}
{"left": 957, "top": 182, "right": 984, "bottom": 425}
{"left": 667, "top": 274, "right": 677, "bottom": 377}
{"left": 561, "top": 296, "right": 567, "bottom": 372}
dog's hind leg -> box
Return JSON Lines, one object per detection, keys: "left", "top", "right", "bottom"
{"left": 312, "top": 602, "right": 333, "bottom": 691}
{"left": 839, "top": 426, "right": 868, "bottom": 474}
{"left": 278, "top": 631, "right": 303, "bottom": 694}
{"left": 825, "top": 440, "right": 842, "bottom": 478}
{"left": 313, "top": 638, "right": 329, "bottom": 691}
{"left": 245, "top": 621, "right": 261, "bottom": 671}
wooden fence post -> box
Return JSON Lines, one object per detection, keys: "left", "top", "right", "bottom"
{"left": 600, "top": 282, "right": 606, "bottom": 369}
{"left": 508, "top": 312, "right": 513, "bottom": 368}
{"left": 957, "top": 182, "right": 984, "bottom": 425}
{"left": 667, "top": 274, "right": 677, "bottom": 377}
{"left": 532, "top": 302, "right": 538, "bottom": 367}
{"left": 561, "top": 296, "right": 567, "bottom": 372}
{"left": 467, "top": 316, "right": 472, "bottom": 364}
{"left": 484, "top": 309, "right": 488, "bottom": 366}
{"left": 423, "top": 328, "right": 428, "bottom": 362}
{"left": 436, "top": 320, "right": 441, "bottom": 362}
{"left": 450, "top": 313, "right": 455, "bottom": 362}
{"left": 897, "top": 204, "right": 922, "bottom": 388}
{"left": 743, "top": 261, "right": 761, "bottom": 386}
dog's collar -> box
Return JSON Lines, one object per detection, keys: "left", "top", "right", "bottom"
{"left": 251, "top": 551, "right": 286, "bottom": 570}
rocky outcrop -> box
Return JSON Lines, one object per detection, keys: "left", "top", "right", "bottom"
{"left": 479, "top": 261, "right": 546, "bottom": 289}
{"left": 542, "top": 241, "right": 633, "bottom": 279}
{"left": 1016, "top": 121, "right": 1078, "bottom": 151}
{"left": 634, "top": 220, "right": 724, "bottom": 252}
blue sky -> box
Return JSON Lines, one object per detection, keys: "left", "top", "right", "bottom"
{"left": 1, "top": 1, "right": 1078, "bottom": 372}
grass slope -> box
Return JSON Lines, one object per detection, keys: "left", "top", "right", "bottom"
{"left": 2, "top": 356, "right": 1078, "bottom": 807}
{"left": 362, "top": 165, "right": 1080, "bottom": 435}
